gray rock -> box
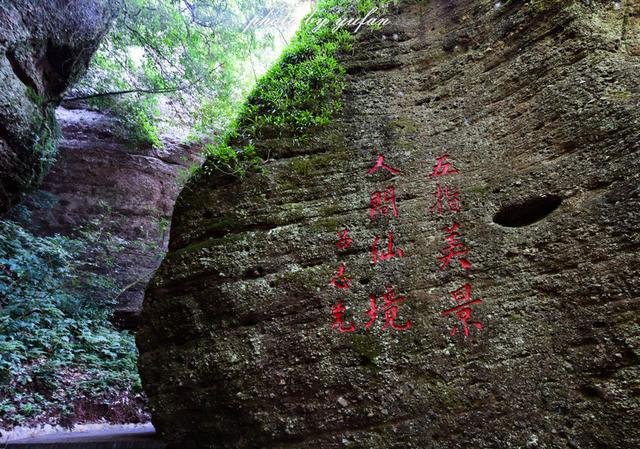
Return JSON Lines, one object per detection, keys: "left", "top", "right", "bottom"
{"left": 138, "top": 1, "right": 640, "bottom": 448}
{"left": 0, "top": 0, "right": 116, "bottom": 212}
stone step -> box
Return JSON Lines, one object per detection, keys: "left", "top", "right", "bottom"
{"left": 3, "top": 426, "right": 166, "bottom": 449}
{"left": 6, "top": 443, "right": 165, "bottom": 449}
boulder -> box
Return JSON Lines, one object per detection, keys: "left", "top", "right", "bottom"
{"left": 138, "top": 1, "right": 640, "bottom": 448}
{"left": 0, "top": 0, "right": 115, "bottom": 212}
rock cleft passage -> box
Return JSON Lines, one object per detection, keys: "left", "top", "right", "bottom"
{"left": 138, "top": 1, "right": 640, "bottom": 448}
{"left": 12, "top": 104, "right": 202, "bottom": 328}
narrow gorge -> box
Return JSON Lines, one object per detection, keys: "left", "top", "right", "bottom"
{"left": 13, "top": 104, "right": 202, "bottom": 329}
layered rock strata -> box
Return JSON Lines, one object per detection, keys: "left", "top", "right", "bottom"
{"left": 138, "top": 1, "right": 640, "bottom": 448}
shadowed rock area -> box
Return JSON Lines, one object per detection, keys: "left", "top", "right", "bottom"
{"left": 137, "top": 1, "right": 640, "bottom": 448}
{"left": 10, "top": 105, "right": 202, "bottom": 329}
{"left": 0, "top": 0, "right": 115, "bottom": 213}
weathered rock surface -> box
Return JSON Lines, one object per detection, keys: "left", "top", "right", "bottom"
{"left": 12, "top": 105, "right": 202, "bottom": 328}
{"left": 0, "top": 0, "right": 115, "bottom": 213}
{"left": 138, "top": 1, "right": 640, "bottom": 448}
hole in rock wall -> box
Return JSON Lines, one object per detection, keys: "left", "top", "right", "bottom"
{"left": 493, "top": 195, "right": 562, "bottom": 227}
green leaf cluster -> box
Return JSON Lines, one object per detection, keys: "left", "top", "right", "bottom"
{"left": 197, "top": 0, "right": 394, "bottom": 177}
{"left": 77, "top": 0, "right": 289, "bottom": 146}
{"left": 235, "top": 24, "right": 350, "bottom": 137}
{"left": 0, "top": 219, "right": 143, "bottom": 428}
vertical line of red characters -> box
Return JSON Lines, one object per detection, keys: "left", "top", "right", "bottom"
{"left": 429, "top": 154, "right": 484, "bottom": 337}
{"left": 329, "top": 152, "right": 411, "bottom": 333}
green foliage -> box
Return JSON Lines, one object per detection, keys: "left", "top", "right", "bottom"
{"left": 197, "top": 0, "right": 394, "bottom": 178}
{"left": 0, "top": 219, "right": 143, "bottom": 428}
{"left": 199, "top": 135, "right": 260, "bottom": 178}
{"left": 176, "top": 161, "right": 203, "bottom": 188}
{"left": 357, "top": 0, "right": 397, "bottom": 14}
{"left": 33, "top": 119, "right": 59, "bottom": 176}
{"left": 76, "top": 0, "right": 291, "bottom": 146}
{"left": 25, "top": 86, "right": 46, "bottom": 108}
{"left": 235, "top": 0, "right": 355, "bottom": 139}
{"left": 196, "top": 0, "right": 354, "bottom": 179}
{"left": 90, "top": 94, "right": 162, "bottom": 148}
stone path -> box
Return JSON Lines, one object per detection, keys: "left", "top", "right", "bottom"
{"left": 2, "top": 424, "right": 165, "bottom": 448}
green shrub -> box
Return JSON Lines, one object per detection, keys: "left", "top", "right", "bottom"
{"left": 0, "top": 219, "right": 144, "bottom": 428}
{"left": 198, "top": 0, "right": 395, "bottom": 178}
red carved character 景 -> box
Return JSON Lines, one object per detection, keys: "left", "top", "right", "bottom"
{"left": 441, "top": 284, "right": 483, "bottom": 337}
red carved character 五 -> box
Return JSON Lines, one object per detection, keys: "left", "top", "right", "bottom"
{"left": 329, "top": 263, "right": 352, "bottom": 289}
{"left": 441, "top": 283, "right": 483, "bottom": 337}
{"left": 429, "top": 154, "right": 459, "bottom": 178}
{"left": 370, "top": 231, "right": 404, "bottom": 265}
{"left": 331, "top": 301, "right": 356, "bottom": 333}
{"left": 437, "top": 223, "right": 471, "bottom": 271}
{"left": 369, "top": 187, "right": 398, "bottom": 220}
{"left": 365, "top": 287, "right": 412, "bottom": 331}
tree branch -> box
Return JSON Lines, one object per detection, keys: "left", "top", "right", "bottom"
{"left": 63, "top": 86, "right": 187, "bottom": 101}
{"left": 64, "top": 61, "right": 223, "bottom": 101}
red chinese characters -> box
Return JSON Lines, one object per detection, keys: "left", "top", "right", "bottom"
{"left": 367, "top": 154, "right": 401, "bottom": 176}
{"left": 336, "top": 229, "right": 353, "bottom": 250}
{"left": 427, "top": 153, "right": 486, "bottom": 339}
{"left": 326, "top": 152, "right": 413, "bottom": 333}
{"left": 441, "top": 283, "right": 483, "bottom": 336}
{"left": 365, "top": 287, "right": 412, "bottom": 331}
{"left": 329, "top": 263, "right": 352, "bottom": 289}
{"left": 430, "top": 183, "right": 460, "bottom": 215}
{"left": 429, "top": 154, "right": 459, "bottom": 177}
{"left": 437, "top": 223, "right": 471, "bottom": 271}
{"left": 429, "top": 153, "right": 461, "bottom": 216}
{"left": 331, "top": 301, "right": 356, "bottom": 333}
{"left": 370, "top": 231, "right": 404, "bottom": 265}
{"left": 369, "top": 187, "right": 398, "bottom": 220}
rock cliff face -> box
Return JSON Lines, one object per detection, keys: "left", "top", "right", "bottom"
{"left": 0, "top": 0, "right": 115, "bottom": 213}
{"left": 13, "top": 105, "right": 202, "bottom": 328}
{"left": 138, "top": 1, "right": 640, "bottom": 448}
